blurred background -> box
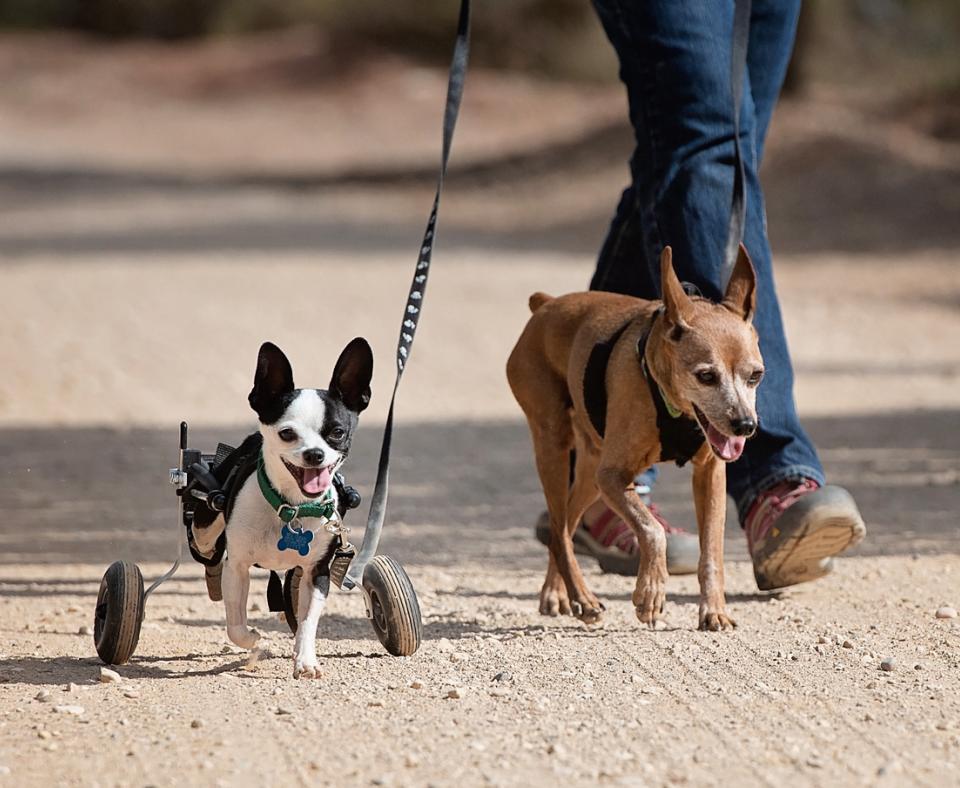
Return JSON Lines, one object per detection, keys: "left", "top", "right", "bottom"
{"left": 0, "top": 0, "right": 958, "bottom": 565}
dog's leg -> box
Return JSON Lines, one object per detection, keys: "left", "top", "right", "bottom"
{"left": 293, "top": 567, "right": 328, "bottom": 679}
{"left": 191, "top": 514, "right": 225, "bottom": 558}
{"left": 692, "top": 453, "right": 735, "bottom": 631}
{"left": 222, "top": 557, "right": 260, "bottom": 649}
{"left": 597, "top": 464, "right": 667, "bottom": 627}
{"left": 533, "top": 426, "right": 605, "bottom": 625}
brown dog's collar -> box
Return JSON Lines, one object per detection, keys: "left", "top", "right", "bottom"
{"left": 635, "top": 311, "right": 706, "bottom": 468}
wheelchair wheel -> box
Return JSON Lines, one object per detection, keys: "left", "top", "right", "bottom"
{"left": 93, "top": 560, "right": 144, "bottom": 665}
{"left": 282, "top": 567, "right": 302, "bottom": 634}
{"left": 362, "top": 555, "right": 421, "bottom": 657}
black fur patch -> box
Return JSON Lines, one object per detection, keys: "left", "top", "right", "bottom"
{"left": 583, "top": 322, "right": 632, "bottom": 437}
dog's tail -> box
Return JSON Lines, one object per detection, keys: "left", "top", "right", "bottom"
{"left": 528, "top": 292, "right": 554, "bottom": 313}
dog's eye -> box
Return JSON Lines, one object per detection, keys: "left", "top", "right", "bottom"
{"left": 695, "top": 370, "right": 719, "bottom": 386}
{"left": 327, "top": 427, "right": 346, "bottom": 441}
{"left": 278, "top": 428, "right": 298, "bottom": 443}
{"left": 747, "top": 370, "right": 764, "bottom": 387}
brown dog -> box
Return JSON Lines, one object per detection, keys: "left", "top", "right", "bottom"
{"left": 506, "top": 245, "right": 763, "bottom": 630}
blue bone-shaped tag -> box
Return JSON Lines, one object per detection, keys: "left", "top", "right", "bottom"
{"left": 277, "top": 523, "right": 313, "bottom": 556}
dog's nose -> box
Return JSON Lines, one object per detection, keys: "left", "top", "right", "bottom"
{"left": 730, "top": 417, "right": 757, "bottom": 437}
{"left": 302, "top": 448, "right": 325, "bottom": 466}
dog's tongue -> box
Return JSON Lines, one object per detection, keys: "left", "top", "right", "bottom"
{"left": 302, "top": 466, "right": 332, "bottom": 495}
{"left": 706, "top": 423, "right": 746, "bottom": 462}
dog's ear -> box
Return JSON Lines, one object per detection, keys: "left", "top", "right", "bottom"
{"left": 660, "top": 246, "right": 693, "bottom": 339}
{"left": 722, "top": 243, "right": 757, "bottom": 322}
{"left": 329, "top": 337, "right": 373, "bottom": 413}
{"left": 249, "top": 342, "right": 295, "bottom": 422}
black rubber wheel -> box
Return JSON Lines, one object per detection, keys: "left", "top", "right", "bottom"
{"left": 282, "top": 567, "right": 302, "bottom": 634}
{"left": 93, "top": 560, "right": 144, "bottom": 665}
{"left": 362, "top": 555, "right": 422, "bottom": 657}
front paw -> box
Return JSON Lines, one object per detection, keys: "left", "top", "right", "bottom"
{"left": 632, "top": 568, "right": 667, "bottom": 627}
{"left": 227, "top": 626, "right": 261, "bottom": 649}
{"left": 293, "top": 656, "right": 321, "bottom": 679}
{"left": 570, "top": 592, "right": 605, "bottom": 625}
{"left": 698, "top": 607, "right": 736, "bottom": 631}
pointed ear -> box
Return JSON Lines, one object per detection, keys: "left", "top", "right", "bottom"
{"left": 329, "top": 337, "right": 373, "bottom": 413}
{"left": 660, "top": 246, "right": 693, "bottom": 338}
{"left": 722, "top": 243, "right": 757, "bottom": 322}
{"left": 249, "top": 342, "right": 295, "bottom": 423}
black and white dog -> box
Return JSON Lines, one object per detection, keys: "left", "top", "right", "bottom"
{"left": 192, "top": 339, "right": 373, "bottom": 678}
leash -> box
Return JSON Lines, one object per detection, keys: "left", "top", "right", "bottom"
{"left": 342, "top": 0, "right": 471, "bottom": 590}
{"left": 720, "top": 0, "right": 752, "bottom": 290}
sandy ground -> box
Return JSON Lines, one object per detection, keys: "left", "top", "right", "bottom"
{"left": 1, "top": 33, "right": 959, "bottom": 788}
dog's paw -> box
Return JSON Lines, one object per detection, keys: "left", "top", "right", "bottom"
{"left": 632, "top": 575, "right": 666, "bottom": 628}
{"left": 227, "top": 626, "right": 261, "bottom": 650}
{"left": 539, "top": 579, "right": 572, "bottom": 617}
{"left": 571, "top": 597, "right": 605, "bottom": 625}
{"left": 698, "top": 610, "right": 736, "bottom": 632}
{"left": 293, "top": 657, "right": 321, "bottom": 679}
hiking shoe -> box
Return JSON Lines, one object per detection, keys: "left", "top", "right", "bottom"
{"left": 745, "top": 479, "right": 866, "bottom": 591}
{"left": 534, "top": 505, "right": 699, "bottom": 576}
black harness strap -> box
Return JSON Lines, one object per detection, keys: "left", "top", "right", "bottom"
{"left": 343, "top": 0, "right": 471, "bottom": 590}
{"left": 583, "top": 321, "right": 632, "bottom": 438}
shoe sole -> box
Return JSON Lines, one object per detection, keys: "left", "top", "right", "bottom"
{"left": 754, "top": 493, "right": 866, "bottom": 591}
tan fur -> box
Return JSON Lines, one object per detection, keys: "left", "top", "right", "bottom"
{"left": 506, "top": 245, "right": 763, "bottom": 630}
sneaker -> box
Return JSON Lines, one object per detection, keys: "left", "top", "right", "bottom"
{"left": 534, "top": 504, "right": 699, "bottom": 576}
{"left": 745, "top": 479, "right": 866, "bottom": 591}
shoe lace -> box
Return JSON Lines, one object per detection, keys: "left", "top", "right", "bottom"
{"left": 745, "top": 478, "right": 819, "bottom": 550}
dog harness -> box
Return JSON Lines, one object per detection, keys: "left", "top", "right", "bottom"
{"left": 583, "top": 310, "right": 705, "bottom": 468}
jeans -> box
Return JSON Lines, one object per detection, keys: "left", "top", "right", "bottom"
{"left": 590, "top": 0, "right": 824, "bottom": 523}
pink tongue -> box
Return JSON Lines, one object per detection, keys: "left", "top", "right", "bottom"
{"left": 706, "top": 423, "right": 746, "bottom": 462}
{"left": 302, "top": 466, "right": 332, "bottom": 495}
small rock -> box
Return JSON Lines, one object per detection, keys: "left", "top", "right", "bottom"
{"left": 445, "top": 687, "right": 466, "bottom": 699}
{"left": 0, "top": 766, "right": 10, "bottom": 776}
{"left": 492, "top": 671, "right": 512, "bottom": 683}
{"left": 914, "top": 663, "right": 923, "bottom": 671}
{"left": 64, "top": 683, "right": 80, "bottom": 694}
{"left": 275, "top": 707, "right": 293, "bottom": 716}
{"left": 53, "top": 705, "right": 84, "bottom": 716}
{"left": 190, "top": 719, "right": 204, "bottom": 729}
{"left": 271, "top": 687, "right": 283, "bottom": 696}
{"left": 37, "top": 730, "right": 52, "bottom": 740}
{"left": 935, "top": 606, "right": 957, "bottom": 619}
{"left": 489, "top": 688, "right": 510, "bottom": 698}
{"left": 368, "top": 700, "right": 384, "bottom": 707}
{"left": 409, "top": 680, "right": 424, "bottom": 690}
{"left": 77, "top": 625, "right": 92, "bottom": 636}
{"left": 449, "top": 651, "right": 470, "bottom": 664}
{"left": 880, "top": 657, "right": 896, "bottom": 672}
{"left": 99, "top": 667, "right": 122, "bottom": 684}
{"left": 404, "top": 754, "right": 420, "bottom": 768}
{"left": 630, "top": 674, "right": 642, "bottom": 684}
{"left": 817, "top": 635, "right": 829, "bottom": 644}
{"left": 221, "top": 645, "right": 234, "bottom": 654}
{"left": 44, "top": 743, "right": 59, "bottom": 752}
{"left": 547, "top": 743, "right": 565, "bottom": 757}
{"left": 842, "top": 640, "right": 854, "bottom": 649}
{"left": 34, "top": 690, "right": 52, "bottom": 703}
{"left": 122, "top": 690, "right": 139, "bottom": 700}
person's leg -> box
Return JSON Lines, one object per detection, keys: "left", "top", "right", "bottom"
{"left": 589, "top": 0, "right": 863, "bottom": 588}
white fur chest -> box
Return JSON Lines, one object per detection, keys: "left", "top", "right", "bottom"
{"left": 224, "top": 477, "right": 338, "bottom": 571}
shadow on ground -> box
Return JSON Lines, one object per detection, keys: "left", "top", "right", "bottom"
{"left": 0, "top": 410, "right": 956, "bottom": 569}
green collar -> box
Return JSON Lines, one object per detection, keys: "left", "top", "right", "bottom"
{"left": 640, "top": 355, "right": 683, "bottom": 419}
{"left": 257, "top": 454, "right": 336, "bottom": 523}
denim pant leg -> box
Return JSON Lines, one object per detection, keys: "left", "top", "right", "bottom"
{"left": 589, "top": 0, "right": 823, "bottom": 522}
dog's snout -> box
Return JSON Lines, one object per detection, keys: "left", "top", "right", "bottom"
{"left": 730, "top": 416, "right": 757, "bottom": 437}
{"left": 302, "top": 448, "right": 325, "bottom": 466}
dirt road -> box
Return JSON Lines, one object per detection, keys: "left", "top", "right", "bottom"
{"left": 1, "top": 34, "right": 959, "bottom": 788}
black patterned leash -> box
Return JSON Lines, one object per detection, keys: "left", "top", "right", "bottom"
{"left": 721, "top": 0, "right": 752, "bottom": 290}
{"left": 343, "top": 0, "right": 471, "bottom": 589}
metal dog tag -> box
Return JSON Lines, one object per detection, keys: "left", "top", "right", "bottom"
{"left": 328, "top": 541, "right": 356, "bottom": 590}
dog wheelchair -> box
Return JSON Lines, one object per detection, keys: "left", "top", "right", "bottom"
{"left": 92, "top": 422, "right": 422, "bottom": 666}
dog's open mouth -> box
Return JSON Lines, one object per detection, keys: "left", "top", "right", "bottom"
{"left": 693, "top": 406, "right": 746, "bottom": 463}
{"left": 282, "top": 459, "right": 334, "bottom": 497}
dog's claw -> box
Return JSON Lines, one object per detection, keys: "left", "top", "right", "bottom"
{"left": 698, "top": 611, "right": 736, "bottom": 631}
{"left": 539, "top": 577, "right": 572, "bottom": 617}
